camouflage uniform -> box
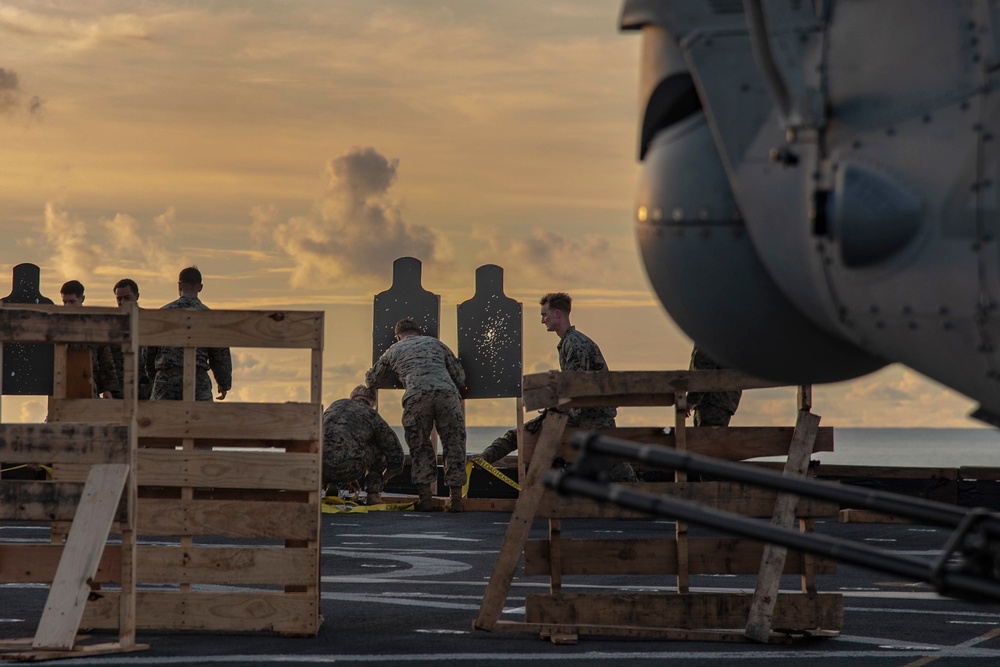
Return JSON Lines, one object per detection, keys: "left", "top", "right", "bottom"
{"left": 144, "top": 295, "right": 233, "bottom": 401}
{"left": 110, "top": 346, "right": 151, "bottom": 400}
{"left": 687, "top": 345, "right": 742, "bottom": 426}
{"left": 322, "top": 397, "right": 404, "bottom": 494}
{"left": 366, "top": 335, "right": 467, "bottom": 487}
{"left": 482, "top": 326, "right": 636, "bottom": 483}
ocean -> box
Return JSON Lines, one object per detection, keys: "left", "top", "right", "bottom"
{"left": 395, "top": 426, "right": 1000, "bottom": 468}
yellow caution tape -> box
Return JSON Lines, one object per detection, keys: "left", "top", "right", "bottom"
{"left": 0, "top": 463, "right": 53, "bottom": 477}
{"left": 321, "top": 496, "right": 415, "bottom": 514}
{"left": 468, "top": 457, "right": 521, "bottom": 492}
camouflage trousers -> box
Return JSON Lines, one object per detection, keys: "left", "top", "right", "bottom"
{"left": 402, "top": 389, "right": 467, "bottom": 487}
{"left": 150, "top": 370, "right": 214, "bottom": 401}
{"left": 323, "top": 443, "right": 387, "bottom": 494}
{"left": 694, "top": 405, "right": 735, "bottom": 427}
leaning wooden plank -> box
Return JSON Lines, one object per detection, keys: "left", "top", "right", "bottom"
{"left": 522, "top": 370, "right": 785, "bottom": 411}
{"left": 538, "top": 483, "right": 840, "bottom": 519}
{"left": 0, "top": 423, "right": 129, "bottom": 465}
{"left": 523, "top": 537, "right": 836, "bottom": 576}
{"left": 33, "top": 463, "right": 130, "bottom": 650}
{"left": 474, "top": 411, "right": 568, "bottom": 631}
{"left": 138, "top": 499, "right": 318, "bottom": 540}
{"left": 139, "top": 309, "right": 323, "bottom": 349}
{"left": 524, "top": 591, "right": 842, "bottom": 630}
{"left": 0, "top": 305, "right": 130, "bottom": 345}
{"left": 745, "top": 409, "right": 821, "bottom": 643}
{"left": 138, "top": 450, "right": 320, "bottom": 491}
{"left": 81, "top": 591, "right": 320, "bottom": 634}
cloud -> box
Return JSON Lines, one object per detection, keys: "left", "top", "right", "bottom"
{"left": 476, "top": 227, "right": 613, "bottom": 283}
{"left": 0, "top": 67, "right": 43, "bottom": 118}
{"left": 265, "top": 147, "right": 440, "bottom": 286}
{"left": 43, "top": 202, "right": 99, "bottom": 281}
{"left": 0, "top": 6, "right": 148, "bottom": 48}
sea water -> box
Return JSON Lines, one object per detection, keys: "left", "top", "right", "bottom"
{"left": 395, "top": 426, "right": 1000, "bottom": 468}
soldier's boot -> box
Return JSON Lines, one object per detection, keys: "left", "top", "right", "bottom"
{"left": 366, "top": 492, "right": 383, "bottom": 506}
{"left": 449, "top": 486, "right": 464, "bottom": 513}
{"left": 415, "top": 483, "right": 433, "bottom": 512}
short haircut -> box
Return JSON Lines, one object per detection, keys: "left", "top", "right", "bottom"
{"left": 350, "top": 385, "right": 376, "bottom": 403}
{"left": 394, "top": 317, "right": 421, "bottom": 336}
{"left": 178, "top": 266, "right": 202, "bottom": 286}
{"left": 60, "top": 280, "right": 85, "bottom": 297}
{"left": 540, "top": 292, "right": 572, "bottom": 314}
{"left": 113, "top": 278, "right": 139, "bottom": 297}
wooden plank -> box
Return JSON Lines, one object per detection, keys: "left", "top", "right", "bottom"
{"left": 66, "top": 347, "right": 94, "bottom": 398}
{"left": 817, "top": 464, "right": 957, "bottom": 480}
{"left": 537, "top": 484, "right": 840, "bottom": 519}
{"left": 33, "top": 463, "right": 129, "bottom": 650}
{"left": 521, "top": 426, "right": 833, "bottom": 466}
{"left": 0, "top": 423, "right": 129, "bottom": 465}
{"left": 48, "top": 400, "right": 321, "bottom": 441}
{"left": 138, "top": 450, "right": 319, "bottom": 491}
{"left": 1, "top": 642, "right": 149, "bottom": 661}
{"left": 474, "top": 411, "right": 568, "bottom": 631}
{"left": 524, "top": 592, "right": 842, "bottom": 630}
{"left": 745, "top": 409, "right": 821, "bottom": 643}
{"left": 0, "top": 305, "right": 130, "bottom": 345}
{"left": 521, "top": 370, "right": 785, "bottom": 411}
{"left": 138, "top": 498, "right": 318, "bottom": 540}
{"left": 81, "top": 590, "right": 320, "bottom": 634}
{"left": 0, "top": 544, "right": 317, "bottom": 586}
{"left": 492, "top": 621, "right": 800, "bottom": 643}
{"left": 523, "top": 538, "right": 836, "bottom": 576}
{"left": 838, "top": 509, "right": 914, "bottom": 524}
{"left": 139, "top": 309, "right": 323, "bottom": 349}
{"left": 0, "top": 481, "right": 95, "bottom": 522}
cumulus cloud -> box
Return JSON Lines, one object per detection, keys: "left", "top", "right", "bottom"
{"left": 477, "top": 227, "right": 613, "bottom": 283}
{"left": 263, "top": 147, "right": 439, "bottom": 286}
{"left": 43, "top": 202, "right": 99, "bottom": 281}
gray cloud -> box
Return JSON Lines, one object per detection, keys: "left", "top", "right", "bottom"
{"left": 0, "top": 67, "right": 44, "bottom": 118}
{"left": 480, "top": 227, "right": 613, "bottom": 283}
{"left": 269, "top": 147, "right": 438, "bottom": 286}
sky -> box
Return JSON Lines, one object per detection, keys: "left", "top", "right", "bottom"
{"left": 0, "top": 0, "right": 985, "bottom": 428}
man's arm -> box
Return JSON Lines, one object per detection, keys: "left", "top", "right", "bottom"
{"left": 376, "top": 417, "right": 405, "bottom": 478}
{"left": 365, "top": 350, "right": 393, "bottom": 389}
{"left": 443, "top": 342, "right": 466, "bottom": 390}
{"left": 92, "top": 345, "right": 119, "bottom": 399}
{"left": 207, "top": 347, "right": 233, "bottom": 400}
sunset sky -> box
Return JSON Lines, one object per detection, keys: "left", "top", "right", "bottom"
{"left": 0, "top": 0, "right": 985, "bottom": 428}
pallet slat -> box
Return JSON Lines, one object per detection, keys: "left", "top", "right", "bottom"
{"left": 0, "top": 423, "right": 129, "bottom": 465}
{"left": 0, "top": 305, "right": 130, "bottom": 345}
{"left": 139, "top": 309, "right": 323, "bottom": 349}
{"left": 138, "top": 450, "right": 319, "bottom": 491}
{"left": 138, "top": 499, "right": 318, "bottom": 540}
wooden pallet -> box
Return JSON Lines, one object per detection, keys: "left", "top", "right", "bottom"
{"left": 473, "top": 370, "right": 842, "bottom": 644}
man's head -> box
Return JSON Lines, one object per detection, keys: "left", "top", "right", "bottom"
{"left": 177, "top": 266, "right": 203, "bottom": 297}
{"left": 393, "top": 317, "right": 421, "bottom": 340}
{"left": 60, "top": 280, "right": 85, "bottom": 306}
{"left": 350, "top": 384, "right": 376, "bottom": 407}
{"left": 113, "top": 278, "right": 140, "bottom": 306}
{"left": 539, "top": 292, "right": 572, "bottom": 334}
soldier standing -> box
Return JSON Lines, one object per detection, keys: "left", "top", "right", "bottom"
{"left": 110, "top": 278, "right": 151, "bottom": 400}
{"left": 687, "top": 345, "right": 742, "bottom": 426}
{"left": 480, "top": 292, "right": 636, "bottom": 482}
{"left": 59, "top": 280, "right": 119, "bottom": 399}
{"left": 144, "top": 267, "right": 232, "bottom": 401}
{"left": 365, "top": 318, "right": 467, "bottom": 512}
{"left": 323, "top": 385, "right": 404, "bottom": 506}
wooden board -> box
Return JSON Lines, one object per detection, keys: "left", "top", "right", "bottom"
{"left": 0, "top": 544, "right": 317, "bottom": 587}
{"left": 0, "top": 423, "right": 129, "bottom": 465}
{"left": 523, "top": 537, "right": 836, "bottom": 576}
{"left": 490, "top": 621, "right": 812, "bottom": 642}
{"left": 139, "top": 309, "right": 323, "bottom": 349}
{"left": 33, "top": 463, "right": 129, "bottom": 650}
{"left": 47, "top": 400, "right": 320, "bottom": 442}
{"left": 0, "top": 305, "right": 130, "bottom": 345}
{"left": 138, "top": 450, "right": 319, "bottom": 491}
{"left": 522, "top": 370, "right": 786, "bottom": 411}
{"left": 0, "top": 481, "right": 93, "bottom": 522}
{"left": 523, "top": 592, "right": 842, "bottom": 631}
{"left": 521, "top": 426, "right": 834, "bottom": 464}
{"left": 81, "top": 590, "right": 320, "bottom": 634}
{"left": 537, "top": 484, "right": 840, "bottom": 519}
{"left": 137, "top": 499, "right": 318, "bottom": 540}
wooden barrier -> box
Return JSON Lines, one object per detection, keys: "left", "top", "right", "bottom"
{"left": 474, "top": 369, "right": 842, "bottom": 643}
{"left": 0, "top": 304, "right": 145, "bottom": 661}
{"left": 45, "top": 306, "right": 325, "bottom": 636}
{"left": 4, "top": 308, "right": 323, "bottom": 636}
